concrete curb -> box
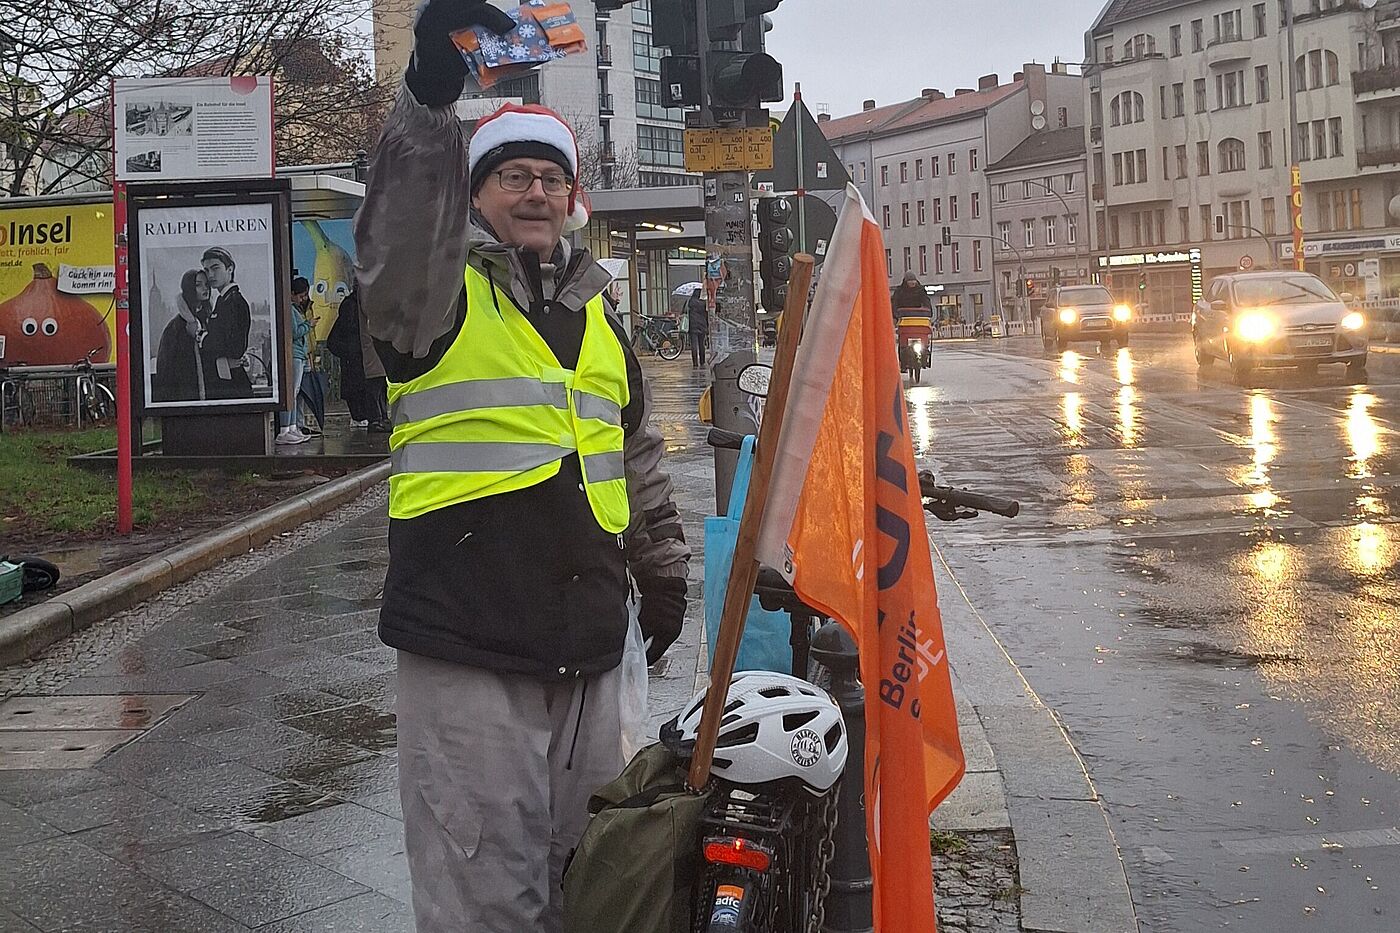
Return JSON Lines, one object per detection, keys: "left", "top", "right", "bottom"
{"left": 0, "top": 461, "right": 390, "bottom": 667}
{"left": 1369, "top": 342, "right": 1400, "bottom": 354}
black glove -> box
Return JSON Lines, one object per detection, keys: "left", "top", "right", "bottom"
{"left": 637, "top": 576, "right": 688, "bottom": 666}
{"left": 405, "top": 0, "right": 517, "bottom": 107}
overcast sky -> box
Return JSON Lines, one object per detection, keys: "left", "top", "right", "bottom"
{"left": 766, "top": 0, "right": 1109, "bottom": 117}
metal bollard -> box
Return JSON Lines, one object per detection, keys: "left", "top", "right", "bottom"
{"left": 809, "top": 623, "right": 874, "bottom": 933}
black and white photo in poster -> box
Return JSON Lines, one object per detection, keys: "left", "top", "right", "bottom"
{"left": 124, "top": 99, "right": 194, "bottom": 137}
{"left": 134, "top": 201, "right": 280, "bottom": 409}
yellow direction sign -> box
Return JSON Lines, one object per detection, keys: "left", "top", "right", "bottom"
{"left": 684, "top": 128, "right": 774, "bottom": 173}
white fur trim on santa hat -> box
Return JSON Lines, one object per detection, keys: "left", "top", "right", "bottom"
{"left": 468, "top": 106, "right": 579, "bottom": 179}
{"left": 564, "top": 188, "right": 592, "bottom": 233}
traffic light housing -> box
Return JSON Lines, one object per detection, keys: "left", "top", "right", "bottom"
{"left": 1138, "top": 270, "right": 1148, "bottom": 293}
{"left": 1026, "top": 278, "right": 1036, "bottom": 297}
{"left": 709, "top": 51, "right": 784, "bottom": 112}
{"left": 758, "top": 196, "right": 794, "bottom": 313}
{"left": 941, "top": 226, "right": 951, "bottom": 247}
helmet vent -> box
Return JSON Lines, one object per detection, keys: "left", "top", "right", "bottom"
{"left": 759, "top": 687, "right": 790, "bottom": 699}
{"left": 782, "top": 711, "right": 819, "bottom": 732}
{"left": 824, "top": 723, "right": 844, "bottom": 753}
{"left": 716, "top": 723, "right": 761, "bottom": 749}
{"left": 720, "top": 713, "right": 742, "bottom": 727}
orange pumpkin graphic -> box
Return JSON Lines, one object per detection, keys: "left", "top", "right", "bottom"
{"left": 0, "top": 263, "right": 110, "bottom": 365}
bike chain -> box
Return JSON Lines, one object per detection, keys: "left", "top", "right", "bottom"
{"left": 805, "top": 784, "right": 840, "bottom": 933}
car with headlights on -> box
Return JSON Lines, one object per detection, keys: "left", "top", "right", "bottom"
{"left": 1192, "top": 271, "right": 1367, "bottom": 385}
{"left": 1041, "top": 285, "right": 1133, "bottom": 351}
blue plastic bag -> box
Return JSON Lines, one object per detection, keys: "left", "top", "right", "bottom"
{"left": 702, "top": 436, "right": 793, "bottom": 674}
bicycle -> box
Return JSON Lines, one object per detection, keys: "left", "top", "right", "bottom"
{"left": 633, "top": 315, "right": 684, "bottom": 361}
{"left": 674, "top": 426, "right": 1020, "bottom": 932}
{"left": 0, "top": 365, "right": 37, "bottom": 431}
{"left": 74, "top": 348, "right": 116, "bottom": 427}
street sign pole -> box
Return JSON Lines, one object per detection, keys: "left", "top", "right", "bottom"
{"left": 794, "top": 84, "right": 807, "bottom": 254}
{"left": 110, "top": 81, "right": 133, "bottom": 535}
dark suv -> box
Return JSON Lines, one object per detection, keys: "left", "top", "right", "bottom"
{"left": 1041, "top": 285, "right": 1133, "bottom": 350}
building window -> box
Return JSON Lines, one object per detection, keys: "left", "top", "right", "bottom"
{"left": 918, "top": 200, "right": 927, "bottom": 224}
{"left": 1261, "top": 197, "right": 1276, "bottom": 235}
{"left": 970, "top": 148, "right": 979, "bottom": 171}
{"left": 919, "top": 245, "right": 928, "bottom": 275}
{"left": 1255, "top": 65, "right": 1270, "bottom": 103}
{"left": 902, "top": 202, "right": 910, "bottom": 227}
{"left": 1136, "top": 149, "right": 1147, "bottom": 183}
{"left": 1065, "top": 172, "right": 1076, "bottom": 193}
{"left": 1214, "top": 9, "right": 1242, "bottom": 42}
{"left": 1329, "top": 117, "right": 1343, "bottom": 158}
{"left": 1113, "top": 152, "right": 1124, "bottom": 186}
{"left": 1172, "top": 83, "right": 1185, "bottom": 116}
{"left": 1068, "top": 214, "right": 1078, "bottom": 245}
{"left": 1023, "top": 180, "right": 1034, "bottom": 198}
{"left": 1024, "top": 219, "right": 1035, "bottom": 248}
{"left": 996, "top": 183, "right": 1007, "bottom": 203}
{"left": 903, "top": 246, "right": 912, "bottom": 272}
{"left": 1131, "top": 213, "right": 1142, "bottom": 247}
{"left": 951, "top": 242, "right": 961, "bottom": 273}
{"left": 935, "top": 244, "right": 944, "bottom": 275}
{"left": 973, "top": 240, "right": 983, "bottom": 272}
{"left": 949, "top": 152, "right": 958, "bottom": 175}
{"left": 997, "top": 221, "right": 1011, "bottom": 248}
{"left": 971, "top": 192, "right": 981, "bottom": 219}
{"left": 1197, "top": 140, "right": 1211, "bottom": 175}
{"left": 882, "top": 205, "right": 891, "bottom": 228}
{"left": 1194, "top": 78, "right": 1207, "bottom": 113}
{"left": 1176, "top": 144, "right": 1188, "bottom": 178}
{"left": 1254, "top": 2, "right": 1267, "bottom": 37}
{"left": 1123, "top": 33, "right": 1157, "bottom": 60}
{"left": 1058, "top": 107, "right": 1069, "bottom": 128}
{"left": 1314, "top": 120, "right": 1327, "bottom": 161}
{"left": 886, "top": 249, "right": 893, "bottom": 277}
{"left": 1223, "top": 199, "right": 1252, "bottom": 240}
{"left": 1171, "top": 23, "right": 1182, "bottom": 56}
{"left": 933, "top": 198, "right": 943, "bottom": 222}
{"left": 1110, "top": 214, "right": 1121, "bottom": 249}
{"left": 931, "top": 155, "right": 941, "bottom": 177}
{"left": 1259, "top": 131, "right": 1273, "bottom": 168}
{"left": 900, "top": 162, "right": 908, "bottom": 183}
{"left": 916, "top": 160, "right": 924, "bottom": 180}
{"left": 632, "top": 30, "right": 664, "bottom": 73}
{"left": 1351, "top": 188, "right": 1363, "bottom": 229}
{"left": 1200, "top": 204, "right": 1213, "bottom": 241}
{"left": 1110, "top": 90, "right": 1145, "bottom": 126}
{"left": 1216, "top": 70, "right": 1245, "bottom": 109}
{"left": 1298, "top": 124, "right": 1310, "bottom": 161}
{"left": 950, "top": 195, "right": 959, "bottom": 221}
{"left": 1219, "top": 138, "right": 1246, "bottom": 172}
{"left": 1296, "top": 49, "right": 1341, "bottom": 90}
{"left": 859, "top": 162, "right": 867, "bottom": 181}
{"left": 1191, "top": 18, "right": 1203, "bottom": 52}
{"left": 1162, "top": 146, "right": 1171, "bottom": 181}
{"left": 1046, "top": 217, "right": 1058, "bottom": 246}
{"left": 635, "top": 77, "right": 681, "bottom": 120}
{"left": 881, "top": 165, "right": 889, "bottom": 186}
{"left": 637, "top": 124, "right": 685, "bottom": 168}
{"left": 1179, "top": 205, "right": 1191, "bottom": 242}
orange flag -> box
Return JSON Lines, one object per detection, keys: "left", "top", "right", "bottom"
{"left": 756, "top": 185, "right": 964, "bottom": 930}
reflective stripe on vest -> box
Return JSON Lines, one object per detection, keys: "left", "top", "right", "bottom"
{"left": 386, "top": 265, "right": 631, "bottom": 531}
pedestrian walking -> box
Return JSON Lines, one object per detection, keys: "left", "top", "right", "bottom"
{"left": 686, "top": 287, "right": 708, "bottom": 368}
{"left": 276, "top": 276, "right": 316, "bottom": 446}
{"left": 326, "top": 287, "right": 375, "bottom": 428}
{"left": 354, "top": 1, "right": 692, "bottom": 928}
{"left": 677, "top": 307, "right": 690, "bottom": 351}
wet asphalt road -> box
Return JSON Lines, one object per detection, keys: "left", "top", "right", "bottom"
{"left": 918, "top": 333, "right": 1400, "bottom": 932}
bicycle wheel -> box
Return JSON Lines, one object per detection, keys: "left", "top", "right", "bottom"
{"left": 86, "top": 381, "right": 115, "bottom": 423}
{"left": 659, "top": 341, "right": 683, "bottom": 362}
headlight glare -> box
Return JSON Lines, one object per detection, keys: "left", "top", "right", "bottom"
{"left": 1058, "top": 308, "right": 1078, "bottom": 325}
{"left": 1234, "top": 312, "right": 1277, "bottom": 343}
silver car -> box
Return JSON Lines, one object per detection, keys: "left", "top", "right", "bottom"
{"left": 1192, "top": 271, "right": 1368, "bottom": 385}
{"left": 1041, "top": 285, "right": 1134, "bottom": 351}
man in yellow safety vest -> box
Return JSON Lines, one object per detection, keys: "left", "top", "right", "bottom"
{"left": 354, "top": 2, "right": 691, "bottom": 928}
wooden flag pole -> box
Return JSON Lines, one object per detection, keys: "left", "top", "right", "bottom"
{"left": 688, "top": 253, "right": 816, "bottom": 792}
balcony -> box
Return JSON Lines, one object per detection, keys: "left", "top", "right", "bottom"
{"left": 1354, "top": 66, "right": 1400, "bottom": 99}
{"left": 1206, "top": 35, "right": 1251, "bottom": 68}
{"left": 598, "top": 44, "right": 612, "bottom": 67}
{"left": 599, "top": 93, "right": 615, "bottom": 116}
{"left": 1090, "top": 125, "right": 1103, "bottom": 145}
{"left": 1358, "top": 143, "right": 1400, "bottom": 169}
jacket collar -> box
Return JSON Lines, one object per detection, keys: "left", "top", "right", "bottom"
{"left": 468, "top": 215, "right": 611, "bottom": 316}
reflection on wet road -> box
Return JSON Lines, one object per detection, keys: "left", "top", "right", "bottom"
{"left": 917, "top": 334, "right": 1400, "bottom": 932}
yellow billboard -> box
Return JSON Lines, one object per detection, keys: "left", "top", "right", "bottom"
{"left": 0, "top": 203, "right": 116, "bottom": 365}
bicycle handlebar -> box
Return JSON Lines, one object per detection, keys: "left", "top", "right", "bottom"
{"left": 706, "top": 427, "right": 748, "bottom": 451}
{"left": 918, "top": 472, "right": 1020, "bottom": 518}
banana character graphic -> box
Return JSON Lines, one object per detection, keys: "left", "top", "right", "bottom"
{"left": 301, "top": 220, "right": 354, "bottom": 342}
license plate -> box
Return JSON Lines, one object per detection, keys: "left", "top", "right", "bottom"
{"left": 1294, "top": 337, "right": 1332, "bottom": 348}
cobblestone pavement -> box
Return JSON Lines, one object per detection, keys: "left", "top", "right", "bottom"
{"left": 0, "top": 357, "right": 1025, "bottom": 932}
{"left": 933, "top": 830, "right": 1023, "bottom": 933}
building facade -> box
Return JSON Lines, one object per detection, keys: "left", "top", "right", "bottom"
{"left": 1086, "top": 0, "right": 1400, "bottom": 310}
{"left": 986, "top": 127, "right": 1092, "bottom": 319}
{"left": 821, "top": 64, "right": 1084, "bottom": 323}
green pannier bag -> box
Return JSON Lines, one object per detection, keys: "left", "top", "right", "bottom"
{"left": 564, "top": 743, "right": 709, "bottom": 933}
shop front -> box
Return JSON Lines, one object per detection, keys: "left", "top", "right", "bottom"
{"left": 1279, "top": 234, "right": 1400, "bottom": 301}
{"left": 1095, "top": 248, "right": 1203, "bottom": 320}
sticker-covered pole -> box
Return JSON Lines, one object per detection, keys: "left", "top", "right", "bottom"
{"left": 111, "top": 81, "right": 133, "bottom": 534}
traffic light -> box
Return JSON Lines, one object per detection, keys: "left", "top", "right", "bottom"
{"left": 1017, "top": 278, "right": 1025, "bottom": 298}
{"left": 653, "top": 0, "right": 786, "bottom": 121}
{"left": 757, "top": 196, "right": 794, "bottom": 312}
{"left": 1051, "top": 266, "right": 1061, "bottom": 287}
{"left": 1138, "top": 270, "right": 1148, "bottom": 293}
{"left": 941, "top": 226, "right": 951, "bottom": 247}
{"left": 709, "top": 51, "right": 783, "bottom": 113}
{"left": 1026, "top": 278, "right": 1036, "bottom": 297}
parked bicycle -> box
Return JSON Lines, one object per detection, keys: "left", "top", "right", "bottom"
{"left": 74, "top": 348, "right": 115, "bottom": 426}
{"left": 0, "top": 363, "right": 36, "bottom": 431}
{"left": 673, "top": 426, "right": 1020, "bottom": 932}
{"left": 633, "top": 315, "right": 684, "bottom": 361}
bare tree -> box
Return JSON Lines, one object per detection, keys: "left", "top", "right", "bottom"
{"left": 0, "top": 0, "right": 391, "bottom": 197}
{"left": 556, "top": 107, "right": 639, "bottom": 192}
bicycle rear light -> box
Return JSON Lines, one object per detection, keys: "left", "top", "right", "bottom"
{"left": 704, "top": 836, "right": 773, "bottom": 872}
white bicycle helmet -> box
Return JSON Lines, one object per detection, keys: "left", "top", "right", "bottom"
{"left": 663, "top": 671, "right": 848, "bottom": 793}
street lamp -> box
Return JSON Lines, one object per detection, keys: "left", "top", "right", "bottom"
{"left": 1022, "top": 177, "right": 1085, "bottom": 287}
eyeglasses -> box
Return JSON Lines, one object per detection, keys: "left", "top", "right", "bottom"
{"left": 494, "top": 168, "right": 573, "bottom": 197}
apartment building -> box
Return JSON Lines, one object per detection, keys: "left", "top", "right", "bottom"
{"left": 1086, "top": 0, "right": 1400, "bottom": 310}
{"left": 986, "top": 127, "right": 1092, "bottom": 316}
{"left": 371, "top": 0, "right": 693, "bottom": 189}
{"left": 821, "top": 64, "right": 1084, "bottom": 322}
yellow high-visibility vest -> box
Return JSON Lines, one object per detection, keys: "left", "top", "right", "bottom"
{"left": 386, "top": 265, "right": 630, "bottom": 531}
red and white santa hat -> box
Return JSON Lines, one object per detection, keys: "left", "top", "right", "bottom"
{"left": 469, "top": 103, "right": 591, "bottom": 232}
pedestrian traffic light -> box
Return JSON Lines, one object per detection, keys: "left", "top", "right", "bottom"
{"left": 942, "top": 227, "right": 951, "bottom": 247}
{"left": 709, "top": 51, "right": 784, "bottom": 112}
{"left": 1138, "top": 270, "right": 1148, "bottom": 293}
{"left": 1051, "top": 266, "right": 1061, "bottom": 287}
{"left": 757, "top": 196, "right": 794, "bottom": 312}
{"left": 1016, "top": 278, "right": 1025, "bottom": 298}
